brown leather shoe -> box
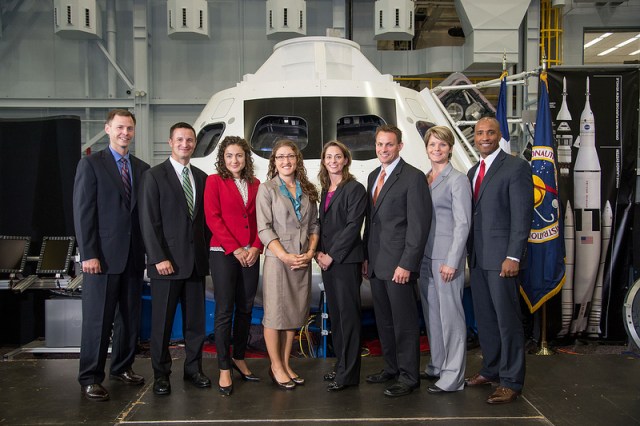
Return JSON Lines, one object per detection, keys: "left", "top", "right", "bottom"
{"left": 81, "top": 384, "right": 110, "bottom": 401}
{"left": 465, "top": 373, "right": 497, "bottom": 387}
{"left": 110, "top": 368, "right": 144, "bottom": 385}
{"left": 486, "top": 386, "right": 520, "bottom": 404}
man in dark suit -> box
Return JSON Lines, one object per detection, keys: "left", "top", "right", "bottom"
{"left": 465, "top": 117, "right": 533, "bottom": 404}
{"left": 363, "top": 125, "right": 432, "bottom": 397}
{"left": 139, "top": 122, "right": 211, "bottom": 395}
{"left": 74, "top": 109, "right": 150, "bottom": 401}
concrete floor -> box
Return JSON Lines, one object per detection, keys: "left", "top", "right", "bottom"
{"left": 1, "top": 348, "right": 640, "bottom": 425}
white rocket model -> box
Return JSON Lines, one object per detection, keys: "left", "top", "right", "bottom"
{"left": 556, "top": 77, "right": 573, "bottom": 177}
{"left": 586, "top": 201, "right": 613, "bottom": 337}
{"left": 570, "top": 77, "right": 602, "bottom": 335}
{"left": 558, "top": 201, "right": 574, "bottom": 338}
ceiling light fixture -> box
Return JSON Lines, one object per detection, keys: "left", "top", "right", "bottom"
{"left": 629, "top": 49, "right": 640, "bottom": 56}
{"left": 584, "top": 32, "right": 613, "bottom": 49}
{"left": 598, "top": 47, "right": 619, "bottom": 56}
{"left": 615, "top": 33, "right": 640, "bottom": 48}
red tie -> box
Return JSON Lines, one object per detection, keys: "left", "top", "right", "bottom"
{"left": 474, "top": 160, "right": 485, "bottom": 201}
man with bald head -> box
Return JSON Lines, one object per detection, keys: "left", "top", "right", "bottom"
{"left": 465, "top": 117, "right": 533, "bottom": 404}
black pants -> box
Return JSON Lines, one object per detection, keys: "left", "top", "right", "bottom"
{"left": 150, "top": 270, "right": 206, "bottom": 379}
{"left": 78, "top": 255, "right": 143, "bottom": 386}
{"left": 322, "top": 262, "right": 362, "bottom": 386}
{"left": 210, "top": 251, "right": 259, "bottom": 370}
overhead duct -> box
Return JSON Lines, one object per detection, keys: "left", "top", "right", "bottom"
{"left": 53, "top": 0, "right": 102, "bottom": 39}
{"left": 374, "top": 0, "right": 415, "bottom": 41}
{"left": 455, "top": 0, "right": 531, "bottom": 71}
{"left": 266, "top": 0, "right": 307, "bottom": 40}
{"left": 167, "top": 0, "right": 209, "bottom": 40}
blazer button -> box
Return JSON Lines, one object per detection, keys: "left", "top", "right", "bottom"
{"left": 245, "top": 225, "right": 248, "bottom": 229}
{"left": 243, "top": 215, "right": 247, "bottom": 218}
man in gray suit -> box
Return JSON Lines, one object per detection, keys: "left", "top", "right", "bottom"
{"left": 74, "top": 109, "right": 150, "bottom": 401}
{"left": 139, "top": 122, "right": 211, "bottom": 395}
{"left": 465, "top": 117, "right": 533, "bottom": 404}
{"left": 363, "top": 125, "right": 432, "bottom": 397}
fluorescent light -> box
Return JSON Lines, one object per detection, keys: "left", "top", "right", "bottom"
{"left": 615, "top": 33, "right": 640, "bottom": 48}
{"left": 584, "top": 32, "right": 613, "bottom": 49}
{"left": 630, "top": 49, "right": 640, "bottom": 56}
{"left": 598, "top": 47, "right": 619, "bottom": 56}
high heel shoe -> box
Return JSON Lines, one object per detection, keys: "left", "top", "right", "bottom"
{"left": 269, "top": 369, "right": 296, "bottom": 390}
{"left": 232, "top": 362, "right": 260, "bottom": 382}
{"left": 218, "top": 383, "right": 233, "bottom": 396}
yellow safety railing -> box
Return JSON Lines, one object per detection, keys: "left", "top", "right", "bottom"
{"left": 541, "top": 0, "right": 563, "bottom": 66}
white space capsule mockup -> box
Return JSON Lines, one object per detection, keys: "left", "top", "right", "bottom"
{"left": 571, "top": 77, "right": 602, "bottom": 335}
{"left": 190, "top": 36, "right": 477, "bottom": 305}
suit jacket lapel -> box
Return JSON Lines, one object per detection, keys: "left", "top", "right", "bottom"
{"left": 373, "top": 159, "right": 403, "bottom": 213}
{"left": 476, "top": 150, "right": 506, "bottom": 202}
{"left": 430, "top": 163, "right": 452, "bottom": 191}
{"left": 271, "top": 177, "right": 299, "bottom": 220}
{"left": 192, "top": 168, "right": 205, "bottom": 217}
{"left": 100, "top": 149, "right": 129, "bottom": 207}
{"left": 163, "top": 160, "right": 191, "bottom": 219}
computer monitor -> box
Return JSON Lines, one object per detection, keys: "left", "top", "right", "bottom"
{"left": 0, "top": 236, "right": 31, "bottom": 274}
{"left": 36, "top": 236, "right": 75, "bottom": 275}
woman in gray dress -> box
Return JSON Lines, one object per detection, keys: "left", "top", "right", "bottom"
{"left": 256, "top": 139, "right": 319, "bottom": 390}
{"left": 419, "top": 126, "right": 472, "bottom": 393}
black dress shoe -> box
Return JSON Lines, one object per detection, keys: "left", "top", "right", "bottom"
{"left": 366, "top": 370, "right": 395, "bottom": 384}
{"left": 218, "top": 384, "right": 233, "bottom": 396}
{"left": 383, "top": 382, "right": 417, "bottom": 397}
{"left": 323, "top": 371, "right": 336, "bottom": 381}
{"left": 153, "top": 377, "right": 171, "bottom": 395}
{"left": 427, "top": 385, "right": 445, "bottom": 394}
{"left": 326, "top": 381, "right": 349, "bottom": 392}
{"left": 231, "top": 362, "right": 260, "bottom": 382}
{"left": 419, "top": 372, "right": 439, "bottom": 381}
{"left": 269, "top": 368, "right": 296, "bottom": 390}
{"left": 184, "top": 372, "right": 212, "bottom": 388}
{"left": 81, "top": 384, "right": 110, "bottom": 401}
{"left": 110, "top": 368, "right": 145, "bottom": 385}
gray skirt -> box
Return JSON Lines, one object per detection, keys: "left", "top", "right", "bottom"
{"left": 261, "top": 256, "right": 311, "bottom": 330}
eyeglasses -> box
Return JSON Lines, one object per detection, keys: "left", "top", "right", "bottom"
{"left": 275, "top": 154, "right": 297, "bottom": 161}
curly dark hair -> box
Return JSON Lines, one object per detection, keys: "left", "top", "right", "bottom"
{"left": 267, "top": 139, "right": 319, "bottom": 203}
{"left": 215, "top": 136, "right": 256, "bottom": 183}
{"left": 318, "top": 140, "right": 355, "bottom": 192}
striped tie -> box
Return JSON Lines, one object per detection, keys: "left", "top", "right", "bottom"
{"left": 119, "top": 158, "right": 131, "bottom": 206}
{"left": 182, "top": 166, "right": 194, "bottom": 218}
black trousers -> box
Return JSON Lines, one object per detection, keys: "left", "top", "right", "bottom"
{"left": 370, "top": 276, "right": 420, "bottom": 387}
{"left": 322, "top": 262, "right": 362, "bottom": 386}
{"left": 150, "top": 270, "right": 206, "bottom": 379}
{"left": 78, "top": 254, "right": 143, "bottom": 386}
{"left": 209, "top": 251, "right": 259, "bottom": 370}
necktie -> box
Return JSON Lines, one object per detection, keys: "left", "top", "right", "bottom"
{"left": 119, "top": 158, "right": 131, "bottom": 205}
{"left": 182, "top": 166, "right": 194, "bottom": 218}
{"left": 372, "top": 169, "right": 386, "bottom": 205}
{"left": 474, "top": 160, "right": 485, "bottom": 201}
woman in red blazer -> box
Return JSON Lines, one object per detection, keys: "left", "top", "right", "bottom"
{"left": 204, "top": 136, "right": 263, "bottom": 396}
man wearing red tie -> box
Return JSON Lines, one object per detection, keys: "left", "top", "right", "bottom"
{"left": 465, "top": 117, "right": 533, "bottom": 404}
{"left": 363, "top": 125, "right": 432, "bottom": 397}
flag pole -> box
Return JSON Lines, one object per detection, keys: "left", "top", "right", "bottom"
{"left": 536, "top": 303, "right": 555, "bottom": 355}
{"left": 535, "top": 55, "right": 554, "bottom": 357}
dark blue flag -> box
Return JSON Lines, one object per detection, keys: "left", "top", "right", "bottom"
{"left": 520, "top": 71, "right": 566, "bottom": 313}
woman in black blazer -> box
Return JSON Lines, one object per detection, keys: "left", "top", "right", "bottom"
{"left": 315, "top": 140, "right": 367, "bottom": 391}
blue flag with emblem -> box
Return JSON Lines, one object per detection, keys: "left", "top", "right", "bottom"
{"left": 496, "top": 71, "right": 511, "bottom": 153}
{"left": 520, "top": 70, "right": 566, "bottom": 313}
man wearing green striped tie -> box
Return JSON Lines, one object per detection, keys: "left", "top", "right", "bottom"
{"left": 139, "top": 122, "right": 211, "bottom": 395}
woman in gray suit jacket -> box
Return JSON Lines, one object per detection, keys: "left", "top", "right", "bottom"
{"left": 256, "top": 139, "right": 320, "bottom": 390}
{"left": 419, "top": 126, "right": 472, "bottom": 393}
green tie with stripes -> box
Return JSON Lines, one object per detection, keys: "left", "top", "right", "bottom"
{"left": 182, "top": 166, "right": 194, "bottom": 218}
